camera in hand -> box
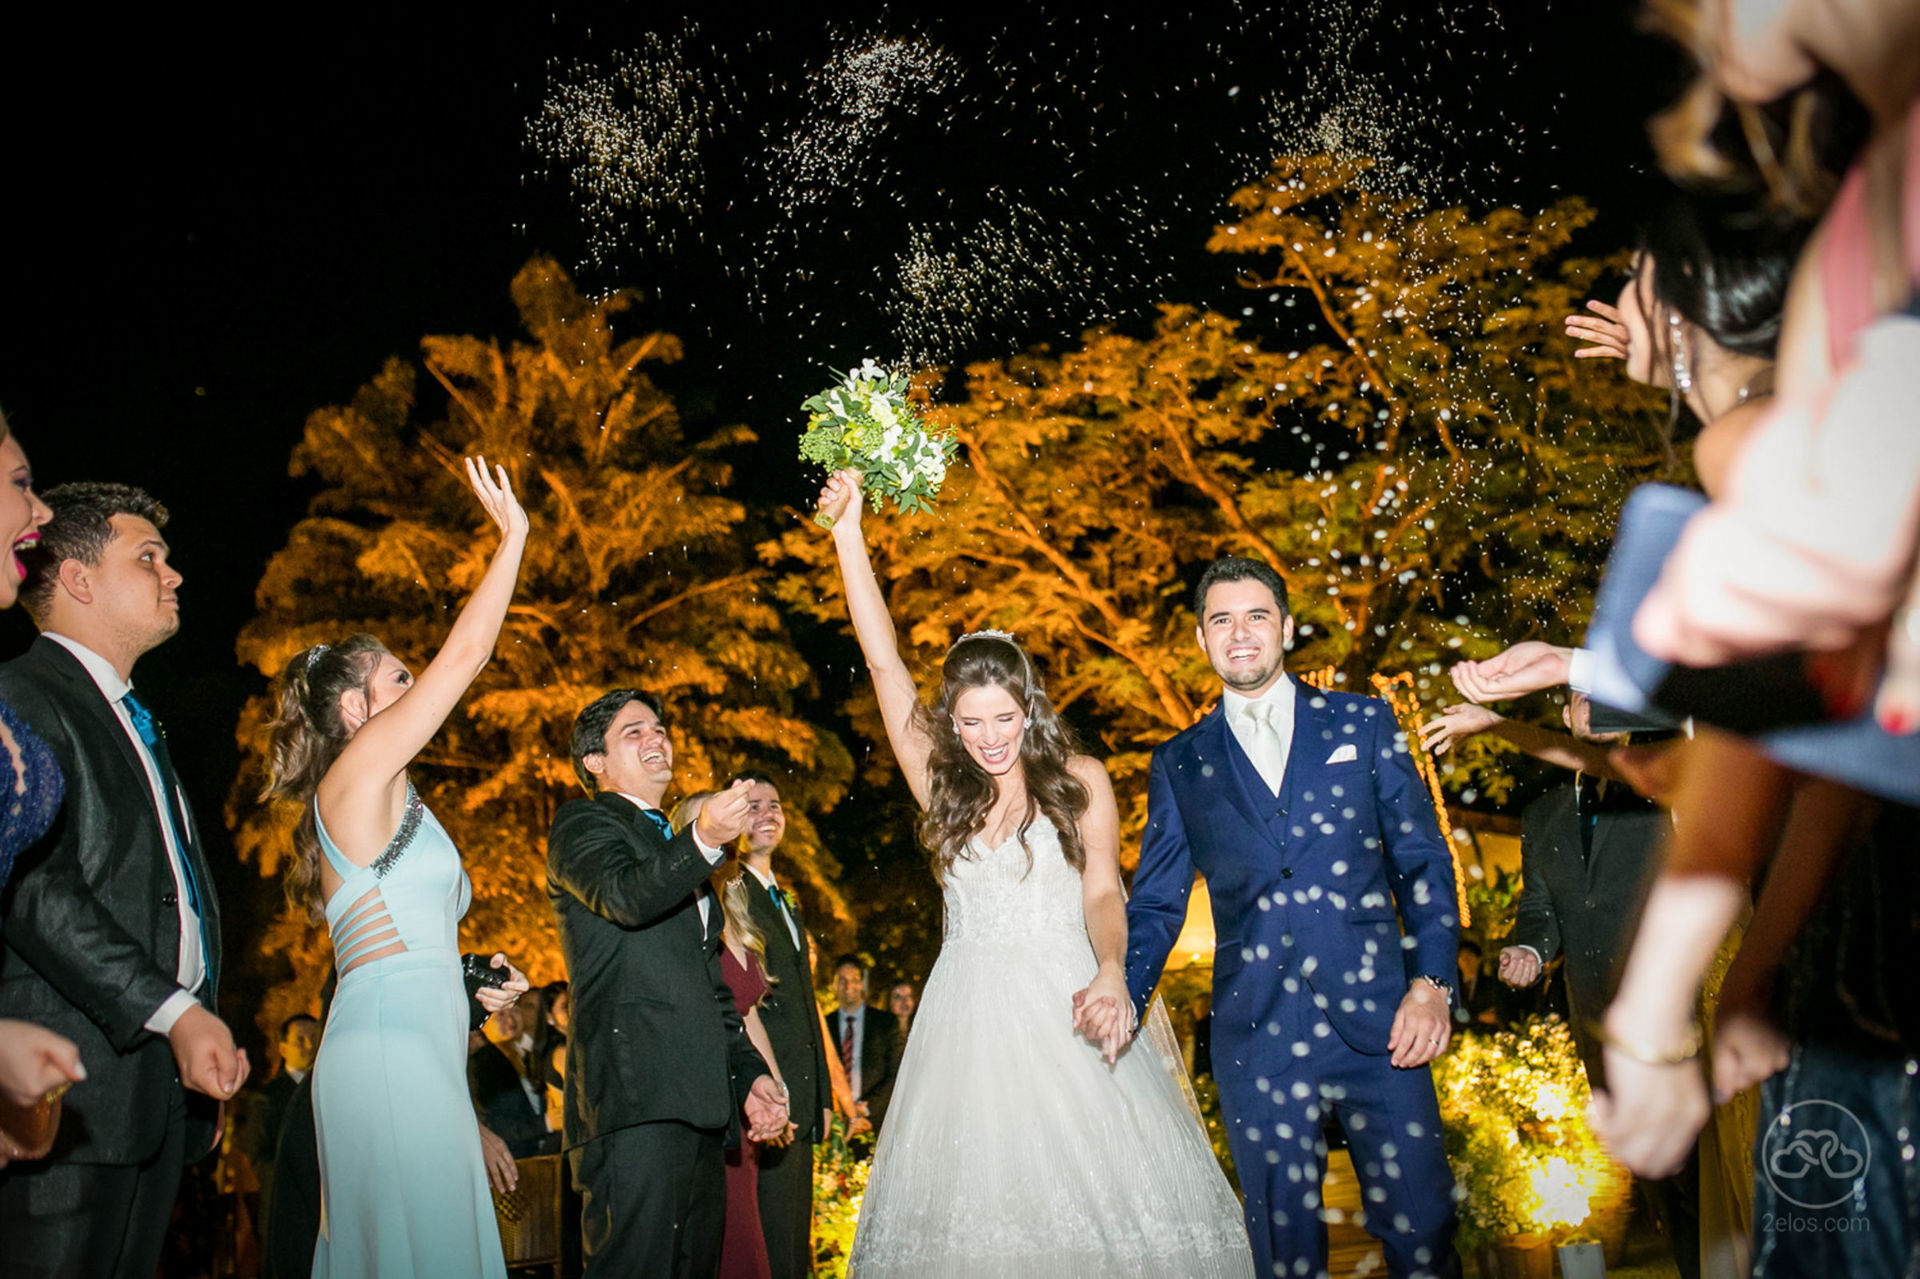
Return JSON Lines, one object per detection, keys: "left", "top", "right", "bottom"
{"left": 461, "top": 952, "right": 509, "bottom": 1032}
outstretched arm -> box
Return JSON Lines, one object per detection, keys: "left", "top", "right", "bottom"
{"left": 1421, "top": 702, "right": 1625, "bottom": 783}
{"left": 323, "top": 458, "right": 529, "bottom": 861}
{"left": 819, "top": 469, "right": 934, "bottom": 805}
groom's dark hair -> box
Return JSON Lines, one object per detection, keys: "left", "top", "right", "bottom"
{"left": 1193, "top": 556, "right": 1289, "bottom": 622}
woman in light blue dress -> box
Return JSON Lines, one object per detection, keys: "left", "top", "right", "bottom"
{"left": 262, "top": 457, "right": 531, "bottom": 1277}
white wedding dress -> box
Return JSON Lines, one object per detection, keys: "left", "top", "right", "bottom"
{"left": 848, "top": 815, "right": 1254, "bottom": 1278}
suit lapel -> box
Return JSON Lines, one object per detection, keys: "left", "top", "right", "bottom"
{"left": 600, "top": 793, "right": 708, "bottom": 944}
{"left": 33, "top": 639, "right": 151, "bottom": 800}
{"left": 32, "top": 640, "right": 224, "bottom": 985}
{"left": 1278, "top": 680, "right": 1324, "bottom": 819}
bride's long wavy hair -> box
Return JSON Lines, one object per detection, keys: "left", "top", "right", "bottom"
{"left": 916, "top": 634, "right": 1090, "bottom": 877}
{"left": 260, "top": 634, "right": 392, "bottom": 920}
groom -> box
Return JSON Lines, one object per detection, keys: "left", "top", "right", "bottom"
{"left": 1124, "top": 557, "right": 1462, "bottom": 1279}
{"left": 549, "top": 689, "right": 789, "bottom": 1279}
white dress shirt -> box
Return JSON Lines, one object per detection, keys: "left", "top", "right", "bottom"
{"left": 612, "top": 792, "right": 724, "bottom": 935}
{"left": 743, "top": 863, "right": 802, "bottom": 950}
{"left": 1222, "top": 675, "right": 1297, "bottom": 795}
{"left": 45, "top": 633, "right": 206, "bottom": 1034}
{"left": 838, "top": 1003, "right": 866, "bottom": 1099}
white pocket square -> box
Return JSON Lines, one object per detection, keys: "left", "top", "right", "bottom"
{"left": 1324, "top": 744, "right": 1358, "bottom": 764}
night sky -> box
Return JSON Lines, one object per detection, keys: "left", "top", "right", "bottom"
{"left": 2, "top": 2, "right": 1687, "bottom": 1023}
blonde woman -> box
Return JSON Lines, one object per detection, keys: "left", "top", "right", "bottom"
{"left": 672, "top": 792, "right": 787, "bottom": 1279}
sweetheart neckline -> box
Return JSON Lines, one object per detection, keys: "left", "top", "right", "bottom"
{"left": 968, "top": 813, "right": 1059, "bottom": 854}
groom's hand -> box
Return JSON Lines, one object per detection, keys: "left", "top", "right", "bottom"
{"left": 1387, "top": 981, "right": 1451, "bottom": 1069}
{"left": 743, "top": 1075, "right": 789, "bottom": 1143}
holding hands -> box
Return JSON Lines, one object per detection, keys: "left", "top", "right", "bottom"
{"left": 1070, "top": 966, "right": 1136, "bottom": 1065}
{"left": 1497, "top": 945, "right": 1542, "bottom": 988}
{"left": 743, "top": 1075, "right": 791, "bottom": 1143}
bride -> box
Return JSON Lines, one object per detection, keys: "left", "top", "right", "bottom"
{"left": 817, "top": 470, "right": 1252, "bottom": 1278}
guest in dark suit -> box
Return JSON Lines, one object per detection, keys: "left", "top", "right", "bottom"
{"left": 548, "top": 690, "right": 787, "bottom": 1279}
{"left": 263, "top": 974, "right": 332, "bottom": 1279}
{"left": 242, "top": 1014, "right": 319, "bottom": 1233}
{"left": 0, "top": 482, "right": 248, "bottom": 1279}
{"left": 824, "top": 955, "right": 902, "bottom": 1141}
{"left": 1425, "top": 691, "right": 1697, "bottom": 1279}
{"left": 731, "top": 770, "right": 832, "bottom": 1279}
{"left": 468, "top": 1021, "right": 552, "bottom": 1160}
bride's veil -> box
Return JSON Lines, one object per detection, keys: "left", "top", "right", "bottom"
{"left": 1140, "top": 992, "right": 1209, "bottom": 1129}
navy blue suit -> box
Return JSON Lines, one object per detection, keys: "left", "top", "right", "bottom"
{"left": 1126, "top": 678, "right": 1461, "bottom": 1279}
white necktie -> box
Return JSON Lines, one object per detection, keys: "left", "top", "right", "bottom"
{"left": 1243, "top": 700, "right": 1286, "bottom": 796}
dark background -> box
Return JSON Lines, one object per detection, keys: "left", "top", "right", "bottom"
{"left": 0, "top": 2, "right": 1689, "bottom": 1042}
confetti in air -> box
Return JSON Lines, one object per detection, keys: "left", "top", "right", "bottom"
{"left": 524, "top": 3, "right": 1550, "bottom": 369}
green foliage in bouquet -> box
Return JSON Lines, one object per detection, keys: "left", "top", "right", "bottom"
{"left": 812, "top": 1116, "right": 873, "bottom": 1279}
{"left": 1433, "top": 1016, "right": 1631, "bottom": 1251}
{"left": 798, "top": 360, "right": 958, "bottom": 522}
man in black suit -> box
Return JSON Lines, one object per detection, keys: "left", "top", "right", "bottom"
{"left": 0, "top": 482, "right": 248, "bottom": 1278}
{"left": 1426, "top": 691, "right": 1696, "bottom": 1279}
{"left": 732, "top": 769, "right": 831, "bottom": 1279}
{"left": 548, "top": 690, "right": 788, "bottom": 1279}
{"left": 467, "top": 1022, "right": 552, "bottom": 1159}
{"left": 242, "top": 1014, "right": 318, "bottom": 1233}
{"left": 824, "top": 955, "right": 901, "bottom": 1142}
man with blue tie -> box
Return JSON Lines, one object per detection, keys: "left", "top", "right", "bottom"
{"left": 1124, "top": 557, "right": 1462, "bottom": 1279}
{"left": 548, "top": 690, "right": 789, "bottom": 1278}
{"left": 0, "top": 482, "right": 248, "bottom": 1278}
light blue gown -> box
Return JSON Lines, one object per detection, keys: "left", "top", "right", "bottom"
{"left": 310, "top": 782, "right": 507, "bottom": 1279}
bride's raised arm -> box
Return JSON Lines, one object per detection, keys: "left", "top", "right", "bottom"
{"left": 818, "top": 468, "right": 934, "bottom": 806}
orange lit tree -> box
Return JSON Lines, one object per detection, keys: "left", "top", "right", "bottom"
{"left": 232, "top": 257, "right": 854, "bottom": 1034}
{"left": 773, "top": 154, "right": 1672, "bottom": 859}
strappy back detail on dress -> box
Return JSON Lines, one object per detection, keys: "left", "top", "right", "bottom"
{"left": 317, "top": 783, "right": 428, "bottom": 976}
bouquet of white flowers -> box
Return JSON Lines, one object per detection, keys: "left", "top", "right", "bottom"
{"left": 799, "top": 360, "right": 957, "bottom": 528}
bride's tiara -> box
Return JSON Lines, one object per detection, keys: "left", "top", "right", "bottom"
{"left": 948, "top": 628, "right": 1018, "bottom": 651}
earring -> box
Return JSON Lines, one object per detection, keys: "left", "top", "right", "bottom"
{"left": 1669, "top": 311, "right": 1693, "bottom": 394}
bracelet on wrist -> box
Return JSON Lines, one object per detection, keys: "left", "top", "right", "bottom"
{"left": 1593, "top": 1018, "right": 1703, "bottom": 1066}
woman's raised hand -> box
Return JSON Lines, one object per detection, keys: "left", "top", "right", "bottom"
{"left": 1566, "top": 300, "right": 1630, "bottom": 360}
{"left": 816, "top": 468, "right": 865, "bottom": 534}
{"left": 466, "top": 456, "right": 529, "bottom": 542}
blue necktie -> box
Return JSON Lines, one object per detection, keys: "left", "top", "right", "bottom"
{"left": 638, "top": 806, "right": 675, "bottom": 841}
{"left": 122, "top": 691, "right": 208, "bottom": 958}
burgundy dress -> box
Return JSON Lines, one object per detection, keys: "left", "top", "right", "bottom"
{"left": 719, "top": 945, "right": 774, "bottom": 1279}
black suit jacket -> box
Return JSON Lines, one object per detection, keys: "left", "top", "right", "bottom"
{"left": 824, "top": 1005, "right": 901, "bottom": 1132}
{"left": 547, "top": 793, "right": 769, "bottom": 1149}
{"left": 1513, "top": 781, "right": 1669, "bottom": 1081}
{"left": 468, "top": 1040, "right": 550, "bottom": 1158}
{"left": 745, "top": 875, "right": 831, "bottom": 1141}
{"left": 0, "top": 636, "right": 222, "bottom": 1163}
{"left": 241, "top": 1070, "right": 300, "bottom": 1173}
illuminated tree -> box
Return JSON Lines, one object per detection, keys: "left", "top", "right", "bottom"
{"left": 774, "top": 154, "right": 1671, "bottom": 858}
{"left": 233, "top": 257, "right": 854, "bottom": 1032}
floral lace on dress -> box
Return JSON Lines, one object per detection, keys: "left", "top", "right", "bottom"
{"left": 0, "top": 698, "right": 64, "bottom": 906}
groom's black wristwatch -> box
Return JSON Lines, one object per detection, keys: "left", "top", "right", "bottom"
{"left": 1416, "top": 974, "right": 1454, "bottom": 1007}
